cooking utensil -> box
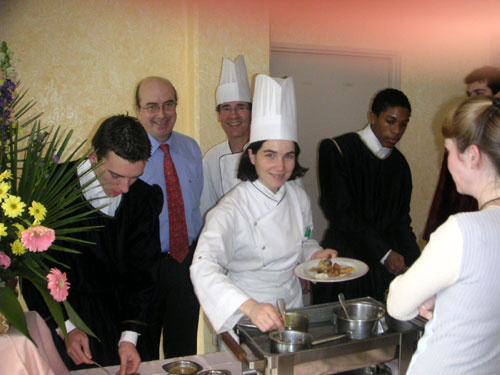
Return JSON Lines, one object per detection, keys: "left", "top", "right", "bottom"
{"left": 221, "top": 332, "right": 247, "bottom": 362}
{"left": 284, "top": 312, "right": 309, "bottom": 332}
{"left": 162, "top": 360, "right": 203, "bottom": 375}
{"left": 333, "top": 301, "right": 387, "bottom": 339}
{"left": 91, "top": 360, "right": 111, "bottom": 375}
{"left": 198, "top": 371, "right": 232, "bottom": 375}
{"left": 338, "top": 293, "right": 351, "bottom": 319}
{"left": 269, "top": 329, "right": 347, "bottom": 353}
{"left": 276, "top": 298, "right": 286, "bottom": 323}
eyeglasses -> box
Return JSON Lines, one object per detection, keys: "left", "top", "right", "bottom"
{"left": 220, "top": 104, "right": 250, "bottom": 114}
{"left": 140, "top": 100, "right": 177, "bottom": 114}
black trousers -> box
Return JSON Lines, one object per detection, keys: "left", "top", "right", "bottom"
{"left": 148, "top": 242, "right": 200, "bottom": 359}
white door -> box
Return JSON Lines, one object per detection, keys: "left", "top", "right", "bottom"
{"left": 271, "top": 44, "right": 400, "bottom": 242}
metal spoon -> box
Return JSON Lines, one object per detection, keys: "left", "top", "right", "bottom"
{"left": 92, "top": 360, "right": 111, "bottom": 375}
{"left": 338, "top": 293, "right": 351, "bottom": 319}
{"left": 276, "top": 298, "right": 287, "bottom": 341}
{"left": 83, "top": 353, "right": 111, "bottom": 375}
{"left": 277, "top": 298, "right": 287, "bottom": 323}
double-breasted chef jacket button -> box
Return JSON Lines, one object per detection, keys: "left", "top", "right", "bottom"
{"left": 262, "top": 246, "right": 266, "bottom": 250}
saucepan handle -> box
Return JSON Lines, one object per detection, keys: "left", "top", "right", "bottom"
{"left": 311, "top": 333, "right": 348, "bottom": 346}
{"left": 221, "top": 332, "right": 247, "bottom": 362}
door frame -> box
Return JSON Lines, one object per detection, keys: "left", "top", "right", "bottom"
{"left": 271, "top": 42, "right": 401, "bottom": 88}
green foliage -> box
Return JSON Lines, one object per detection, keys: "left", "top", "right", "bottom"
{"left": 0, "top": 41, "right": 99, "bottom": 341}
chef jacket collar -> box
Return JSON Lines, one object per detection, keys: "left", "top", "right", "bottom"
{"left": 77, "top": 159, "right": 122, "bottom": 216}
{"left": 357, "top": 124, "right": 392, "bottom": 159}
{"left": 251, "top": 179, "right": 286, "bottom": 204}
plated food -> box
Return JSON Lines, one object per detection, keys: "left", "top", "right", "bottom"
{"left": 309, "top": 258, "right": 355, "bottom": 279}
{"left": 294, "top": 257, "right": 369, "bottom": 283}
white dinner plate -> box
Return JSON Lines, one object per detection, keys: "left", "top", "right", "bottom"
{"left": 294, "top": 257, "right": 369, "bottom": 283}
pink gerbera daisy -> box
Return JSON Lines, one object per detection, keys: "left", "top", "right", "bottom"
{"left": 0, "top": 251, "right": 11, "bottom": 269}
{"left": 21, "top": 226, "right": 55, "bottom": 252}
{"left": 47, "top": 268, "right": 70, "bottom": 302}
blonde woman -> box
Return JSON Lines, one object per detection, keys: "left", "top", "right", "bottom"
{"left": 387, "top": 96, "right": 500, "bottom": 374}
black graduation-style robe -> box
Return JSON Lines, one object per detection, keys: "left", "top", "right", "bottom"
{"left": 22, "top": 175, "right": 162, "bottom": 369}
{"left": 312, "top": 133, "right": 420, "bottom": 303}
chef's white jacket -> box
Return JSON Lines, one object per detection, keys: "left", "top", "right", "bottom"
{"left": 190, "top": 179, "right": 321, "bottom": 333}
{"left": 200, "top": 141, "right": 242, "bottom": 217}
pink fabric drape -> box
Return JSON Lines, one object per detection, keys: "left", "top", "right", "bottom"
{"left": 0, "top": 311, "right": 69, "bottom": 375}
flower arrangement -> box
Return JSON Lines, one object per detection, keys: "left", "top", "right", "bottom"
{"left": 0, "top": 41, "right": 97, "bottom": 340}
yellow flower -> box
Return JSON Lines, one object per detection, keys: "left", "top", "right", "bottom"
{"left": 12, "top": 223, "right": 25, "bottom": 238}
{"left": 1, "top": 195, "right": 26, "bottom": 218}
{"left": 0, "top": 182, "right": 10, "bottom": 201}
{"left": 0, "top": 223, "right": 7, "bottom": 238}
{"left": 0, "top": 170, "right": 12, "bottom": 181}
{"left": 11, "top": 239, "right": 26, "bottom": 255}
{"left": 29, "top": 201, "right": 47, "bottom": 222}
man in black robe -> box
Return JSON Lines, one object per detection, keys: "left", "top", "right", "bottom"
{"left": 22, "top": 115, "right": 162, "bottom": 374}
{"left": 312, "top": 88, "right": 420, "bottom": 303}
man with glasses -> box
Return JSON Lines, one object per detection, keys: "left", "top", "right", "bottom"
{"left": 135, "top": 76, "right": 202, "bottom": 359}
{"left": 200, "top": 56, "right": 252, "bottom": 215}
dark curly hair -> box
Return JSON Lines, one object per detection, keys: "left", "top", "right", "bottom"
{"left": 371, "top": 88, "right": 411, "bottom": 116}
{"left": 92, "top": 115, "right": 151, "bottom": 162}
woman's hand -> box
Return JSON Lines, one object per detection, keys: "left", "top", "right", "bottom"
{"left": 419, "top": 295, "right": 436, "bottom": 320}
{"left": 311, "top": 248, "right": 338, "bottom": 260}
{"left": 239, "top": 299, "right": 284, "bottom": 332}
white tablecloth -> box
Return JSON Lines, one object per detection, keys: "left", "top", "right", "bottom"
{"left": 70, "top": 351, "right": 242, "bottom": 375}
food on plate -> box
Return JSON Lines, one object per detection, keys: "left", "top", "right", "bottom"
{"left": 308, "top": 258, "right": 354, "bottom": 279}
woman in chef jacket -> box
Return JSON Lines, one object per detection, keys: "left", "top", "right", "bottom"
{"left": 387, "top": 96, "right": 500, "bottom": 374}
{"left": 190, "top": 75, "right": 336, "bottom": 334}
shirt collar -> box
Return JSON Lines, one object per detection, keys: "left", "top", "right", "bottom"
{"left": 149, "top": 132, "right": 174, "bottom": 154}
{"left": 357, "top": 124, "right": 392, "bottom": 159}
{"left": 77, "top": 159, "right": 122, "bottom": 216}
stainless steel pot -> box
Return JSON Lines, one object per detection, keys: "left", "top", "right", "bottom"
{"left": 162, "top": 360, "right": 203, "bottom": 375}
{"left": 269, "top": 329, "right": 347, "bottom": 353}
{"left": 284, "top": 312, "right": 309, "bottom": 332}
{"left": 333, "top": 301, "right": 387, "bottom": 339}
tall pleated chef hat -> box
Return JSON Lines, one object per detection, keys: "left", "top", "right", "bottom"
{"left": 249, "top": 74, "right": 297, "bottom": 144}
{"left": 216, "top": 55, "right": 252, "bottom": 105}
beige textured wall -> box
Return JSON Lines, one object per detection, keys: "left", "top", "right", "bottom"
{"left": 1, "top": 0, "right": 269, "bottom": 154}
{"left": 196, "top": 0, "right": 269, "bottom": 153}
{"left": 2, "top": 0, "right": 189, "bottom": 148}
{"left": 2, "top": 0, "right": 498, "bottom": 242}
{"left": 270, "top": 0, "right": 499, "bottom": 244}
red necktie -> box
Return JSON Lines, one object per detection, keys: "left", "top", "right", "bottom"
{"left": 160, "top": 144, "right": 189, "bottom": 263}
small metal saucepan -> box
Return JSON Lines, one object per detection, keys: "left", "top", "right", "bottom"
{"left": 284, "top": 312, "right": 309, "bottom": 332}
{"left": 162, "top": 360, "right": 203, "bottom": 375}
{"left": 333, "top": 301, "right": 388, "bottom": 339}
{"left": 269, "top": 329, "right": 347, "bottom": 353}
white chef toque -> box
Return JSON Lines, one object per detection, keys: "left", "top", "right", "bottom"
{"left": 216, "top": 55, "right": 252, "bottom": 105}
{"left": 249, "top": 74, "right": 297, "bottom": 144}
